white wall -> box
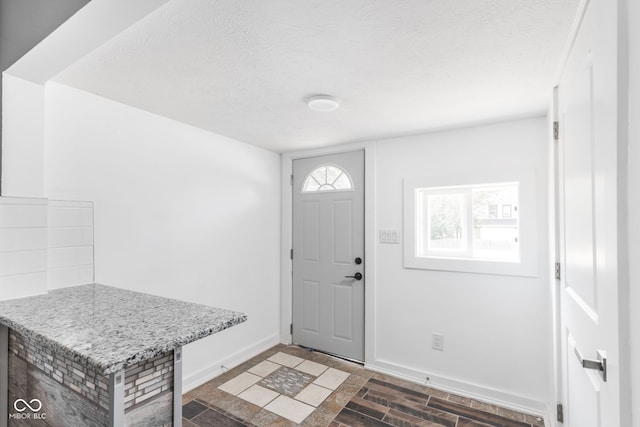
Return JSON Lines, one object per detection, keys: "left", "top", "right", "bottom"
{"left": 369, "top": 117, "right": 550, "bottom": 412}
{"left": 44, "top": 82, "right": 281, "bottom": 389}
{"left": 1, "top": 74, "right": 45, "bottom": 197}
{"left": 2, "top": 0, "right": 171, "bottom": 196}
{"left": 628, "top": 0, "right": 639, "bottom": 423}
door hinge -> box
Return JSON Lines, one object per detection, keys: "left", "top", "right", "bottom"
{"left": 555, "top": 262, "right": 561, "bottom": 280}
{"left": 290, "top": 323, "right": 293, "bottom": 335}
{"left": 553, "top": 121, "right": 559, "bottom": 141}
{"left": 557, "top": 403, "right": 564, "bottom": 423}
{"left": 290, "top": 174, "right": 294, "bottom": 186}
{"left": 290, "top": 249, "right": 293, "bottom": 260}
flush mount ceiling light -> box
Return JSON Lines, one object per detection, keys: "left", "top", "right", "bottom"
{"left": 307, "top": 95, "right": 340, "bottom": 112}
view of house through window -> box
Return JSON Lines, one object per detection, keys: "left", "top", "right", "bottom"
{"left": 417, "top": 182, "right": 519, "bottom": 261}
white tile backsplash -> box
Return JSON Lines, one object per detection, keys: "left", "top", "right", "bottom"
{"left": 48, "top": 227, "right": 93, "bottom": 248}
{"left": 48, "top": 246, "right": 93, "bottom": 269}
{"left": 0, "top": 199, "right": 47, "bottom": 228}
{"left": 48, "top": 204, "right": 93, "bottom": 228}
{"left": 0, "top": 272, "right": 48, "bottom": 300}
{"left": 0, "top": 197, "right": 49, "bottom": 299}
{"left": 47, "top": 200, "right": 93, "bottom": 209}
{"left": 47, "top": 200, "right": 94, "bottom": 289}
{"left": 0, "top": 228, "right": 47, "bottom": 252}
{"left": 0, "top": 250, "right": 47, "bottom": 276}
{"left": 0, "top": 197, "right": 95, "bottom": 299}
{"left": 47, "top": 265, "right": 94, "bottom": 289}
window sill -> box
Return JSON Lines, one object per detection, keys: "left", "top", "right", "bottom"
{"left": 403, "top": 255, "right": 537, "bottom": 277}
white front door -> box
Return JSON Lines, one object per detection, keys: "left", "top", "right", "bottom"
{"left": 292, "top": 150, "right": 364, "bottom": 361}
{"left": 557, "top": 0, "right": 621, "bottom": 424}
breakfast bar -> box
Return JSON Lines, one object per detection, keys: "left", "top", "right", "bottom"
{"left": 0, "top": 284, "right": 247, "bottom": 427}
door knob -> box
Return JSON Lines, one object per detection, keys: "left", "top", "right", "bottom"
{"left": 345, "top": 272, "right": 363, "bottom": 280}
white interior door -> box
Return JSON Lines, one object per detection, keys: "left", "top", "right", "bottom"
{"left": 292, "top": 150, "right": 364, "bottom": 361}
{"left": 557, "top": 0, "right": 621, "bottom": 425}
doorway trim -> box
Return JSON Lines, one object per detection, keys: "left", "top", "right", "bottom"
{"left": 281, "top": 142, "right": 376, "bottom": 364}
{"left": 549, "top": 0, "right": 633, "bottom": 424}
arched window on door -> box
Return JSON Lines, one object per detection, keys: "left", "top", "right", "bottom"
{"left": 302, "top": 164, "right": 353, "bottom": 193}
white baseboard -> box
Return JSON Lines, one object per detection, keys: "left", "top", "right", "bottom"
{"left": 183, "top": 340, "right": 552, "bottom": 427}
{"left": 366, "top": 359, "right": 548, "bottom": 423}
{"left": 182, "top": 334, "right": 279, "bottom": 392}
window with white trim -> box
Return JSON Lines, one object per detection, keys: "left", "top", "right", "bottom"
{"left": 404, "top": 171, "right": 538, "bottom": 276}
{"left": 417, "top": 182, "right": 519, "bottom": 261}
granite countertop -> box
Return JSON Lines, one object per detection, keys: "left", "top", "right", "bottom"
{"left": 0, "top": 284, "right": 247, "bottom": 375}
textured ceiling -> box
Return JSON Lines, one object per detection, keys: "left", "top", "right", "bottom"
{"left": 53, "top": 0, "right": 578, "bottom": 152}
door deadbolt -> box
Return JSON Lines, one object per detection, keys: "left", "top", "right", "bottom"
{"left": 355, "top": 257, "right": 362, "bottom": 265}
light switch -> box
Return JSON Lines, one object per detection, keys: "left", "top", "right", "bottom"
{"left": 379, "top": 229, "right": 400, "bottom": 244}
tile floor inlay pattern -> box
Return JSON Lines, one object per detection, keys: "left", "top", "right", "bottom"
{"left": 214, "top": 350, "right": 349, "bottom": 423}
{"left": 259, "top": 366, "right": 316, "bottom": 397}
{"left": 183, "top": 345, "right": 547, "bottom": 427}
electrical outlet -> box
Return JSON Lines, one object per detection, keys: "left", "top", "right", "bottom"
{"left": 432, "top": 333, "right": 444, "bottom": 351}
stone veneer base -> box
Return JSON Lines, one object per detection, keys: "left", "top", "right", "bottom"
{"left": 7, "top": 330, "right": 174, "bottom": 427}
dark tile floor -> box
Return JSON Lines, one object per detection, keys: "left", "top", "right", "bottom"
{"left": 182, "top": 344, "right": 545, "bottom": 427}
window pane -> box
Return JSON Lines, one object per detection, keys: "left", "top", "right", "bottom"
{"left": 417, "top": 192, "right": 465, "bottom": 256}
{"left": 311, "top": 167, "right": 327, "bottom": 184}
{"left": 404, "top": 173, "right": 536, "bottom": 276}
{"left": 302, "top": 164, "right": 353, "bottom": 193}
{"left": 326, "top": 166, "right": 343, "bottom": 184}
{"left": 303, "top": 178, "right": 321, "bottom": 192}
{"left": 472, "top": 184, "right": 519, "bottom": 261}
{"left": 333, "top": 173, "right": 351, "bottom": 190}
